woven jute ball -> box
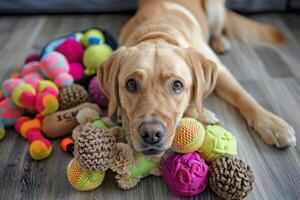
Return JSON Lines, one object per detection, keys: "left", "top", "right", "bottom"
{"left": 209, "top": 156, "right": 254, "bottom": 200}
{"left": 58, "top": 84, "right": 89, "bottom": 111}
{"left": 74, "top": 123, "right": 117, "bottom": 172}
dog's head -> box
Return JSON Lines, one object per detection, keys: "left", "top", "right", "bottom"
{"left": 98, "top": 41, "right": 217, "bottom": 156}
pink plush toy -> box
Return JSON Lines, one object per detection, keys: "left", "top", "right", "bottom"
{"left": 162, "top": 152, "right": 209, "bottom": 197}
{"left": 2, "top": 76, "right": 59, "bottom": 116}
{"left": 69, "top": 63, "right": 84, "bottom": 81}
{"left": 88, "top": 76, "right": 108, "bottom": 107}
{"left": 55, "top": 38, "right": 84, "bottom": 63}
{"left": 39, "top": 51, "right": 74, "bottom": 87}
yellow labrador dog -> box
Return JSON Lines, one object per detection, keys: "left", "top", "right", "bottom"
{"left": 98, "top": 0, "right": 296, "bottom": 156}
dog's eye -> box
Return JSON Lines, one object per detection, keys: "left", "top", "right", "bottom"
{"left": 172, "top": 80, "right": 184, "bottom": 93}
{"left": 126, "top": 78, "right": 138, "bottom": 93}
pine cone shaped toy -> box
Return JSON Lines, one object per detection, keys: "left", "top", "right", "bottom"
{"left": 74, "top": 123, "right": 117, "bottom": 172}
{"left": 58, "top": 84, "right": 89, "bottom": 111}
{"left": 209, "top": 156, "right": 254, "bottom": 200}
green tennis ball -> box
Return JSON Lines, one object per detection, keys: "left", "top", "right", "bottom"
{"left": 83, "top": 44, "right": 113, "bottom": 75}
{"left": 197, "top": 125, "right": 237, "bottom": 162}
{"left": 81, "top": 29, "right": 105, "bottom": 47}
{"left": 67, "top": 159, "right": 105, "bottom": 191}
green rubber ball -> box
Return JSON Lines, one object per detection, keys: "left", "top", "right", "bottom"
{"left": 83, "top": 44, "right": 113, "bottom": 75}
{"left": 81, "top": 29, "right": 105, "bottom": 47}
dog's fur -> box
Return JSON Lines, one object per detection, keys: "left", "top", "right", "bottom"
{"left": 98, "top": 0, "right": 296, "bottom": 156}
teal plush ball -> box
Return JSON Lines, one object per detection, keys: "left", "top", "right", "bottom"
{"left": 83, "top": 44, "right": 113, "bottom": 75}
{"left": 81, "top": 29, "right": 105, "bottom": 47}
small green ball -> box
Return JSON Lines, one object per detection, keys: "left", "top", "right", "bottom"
{"left": 198, "top": 125, "right": 237, "bottom": 162}
{"left": 83, "top": 44, "right": 113, "bottom": 75}
{"left": 81, "top": 29, "right": 105, "bottom": 47}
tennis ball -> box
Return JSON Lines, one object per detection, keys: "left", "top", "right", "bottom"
{"left": 83, "top": 44, "right": 113, "bottom": 75}
{"left": 81, "top": 29, "right": 105, "bottom": 47}
{"left": 171, "top": 118, "right": 205, "bottom": 153}
{"left": 197, "top": 125, "right": 237, "bottom": 162}
{"left": 67, "top": 159, "right": 105, "bottom": 191}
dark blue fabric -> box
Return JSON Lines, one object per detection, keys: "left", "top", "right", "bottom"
{"left": 0, "top": 0, "right": 291, "bottom": 14}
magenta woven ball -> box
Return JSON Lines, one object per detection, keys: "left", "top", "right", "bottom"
{"left": 55, "top": 38, "right": 84, "bottom": 63}
{"left": 88, "top": 76, "right": 108, "bottom": 107}
{"left": 162, "top": 152, "right": 209, "bottom": 197}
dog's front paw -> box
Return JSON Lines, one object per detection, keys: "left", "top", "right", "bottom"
{"left": 251, "top": 111, "right": 296, "bottom": 148}
{"left": 199, "top": 108, "right": 221, "bottom": 125}
{"left": 210, "top": 35, "right": 231, "bottom": 54}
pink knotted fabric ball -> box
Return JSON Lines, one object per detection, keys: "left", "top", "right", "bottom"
{"left": 162, "top": 152, "right": 209, "bottom": 197}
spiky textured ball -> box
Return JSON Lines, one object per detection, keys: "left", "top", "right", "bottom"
{"left": 162, "top": 152, "right": 209, "bottom": 197}
{"left": 58, "top": 84, "right": 89, "bottom": 111}
{"left": 171, "top": 118, "right": 205, "bottom": 153}
{"left": 83, "top": 44, "right": 113, "bottom": 75}
{"left": 197, "top": 125, "right": 237, "bottom": 162}
{"left": 74, "top": 124, "right": 117, "bottom": 172}
{"left": 209, "top": 157, "right": 254, "bottom": 200}
{"left": 81, "top": 29, "right": 105, "bottom": 47}
{"left": 67, "top": 159, "right": 105, "bottom": 191}
{"left": 88, "top": 76, "right": 108, "bottom": 107}
{"left": 55, "top": 38, "right": 84, "bottom": 63}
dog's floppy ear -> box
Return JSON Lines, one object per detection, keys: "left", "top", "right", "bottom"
{"left": 97, "top": 47, "right": 127, "bottom": 116}
{"left": 185, "top": 48, "right": 218, "bottom": 113}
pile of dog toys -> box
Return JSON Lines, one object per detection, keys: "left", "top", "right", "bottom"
{"left": 66, "top": 108, "right": 255, "bottom": 199}
{"left": 0, "top": 28, "right": 255, "bottom": 199}
{"left": 0, "top": 28, "right": 116, "bottom": 160}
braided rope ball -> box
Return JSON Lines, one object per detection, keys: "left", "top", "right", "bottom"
{"left": 162, "top": 152, "right": 209, "bottom": 197}
{"left": 58, "top": 84, "right": 89, "bottom": 111}
{"left": 209, "top": 156, "right": 254, "bottom": 200}
{"left": 74, "top": 123, "right": 117, "bottom": 172}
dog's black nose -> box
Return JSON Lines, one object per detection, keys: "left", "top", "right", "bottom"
{"left": 139, "top": 122, "right": 165, "bottom": 145}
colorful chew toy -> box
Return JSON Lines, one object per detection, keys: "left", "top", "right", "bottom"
{"left": 81, "top": 29, "right": 105, "bottom": 47}
{"left": 39, "top": 51, "right": 74, "bottom": 87}
{"left": 209, "top": 156, "right": 254, "bottom": 200}
{"left": 69, "top": 63, "right": 84, "bottom": 81}
{"left": 61, "top": 137, "right": 74, "bottom": 155}
{"left": 197, "top": 125, "right": 237, "bottom": 162}
{"left": 171, "top": 118, "right": 205, "bottom": 153}
{"left": 15, "top": 116, "right": 53, "bottom": 160}
{"left": 88, "top": 76, "right": 108, "bottom": 107}
{"left": 25, "top": 53, "right": 41, "bottom": 64}
{"left": 57, "top": 84, "right": 89, "bottom": 111}
{"left": 83, "top": 44, "right": 113, "bottom": 75}
{"left": 55, "top": 38, "right": 84, "bottom": 63}
{"left": 162, "top": 152, "right": 209, "bottom": 197}
{"left": 67, "top": 159, "right": 105, "bottom": 191}
{"left": 0, "top": 98, "right": 24, "bottom": 139}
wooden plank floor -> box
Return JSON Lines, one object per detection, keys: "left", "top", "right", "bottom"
{"left": 0, "top": 13, "right": 299, "bottom": 200}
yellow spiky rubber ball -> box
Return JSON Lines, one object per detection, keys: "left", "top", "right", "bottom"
{"left": 171, "top": 118, "right": 205, "bottom": 153}
{"left": 67, "top": 159, "right": 105, "bottom": 191}
{"left": 197, "top": 125, "right": 237, "bottom": 162}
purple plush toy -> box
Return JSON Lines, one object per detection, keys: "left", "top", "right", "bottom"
{"left": 88, "top": 76, "right": 108, "bottom": 107}
{"left": 162, "top": 152, "right": 209, "bottom": 197}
